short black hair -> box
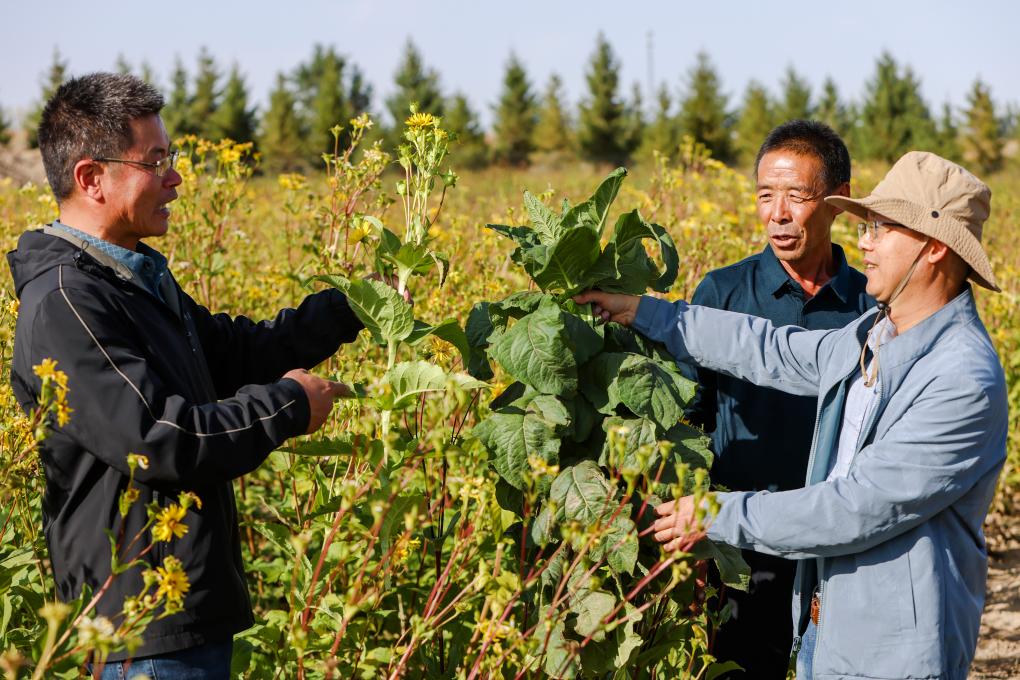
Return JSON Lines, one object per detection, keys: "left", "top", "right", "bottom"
{"left": 754, "top": 120, "right": 851, "bottom": 192}
{"left": 38, "top": 72, "right": 164, "bottom": 201}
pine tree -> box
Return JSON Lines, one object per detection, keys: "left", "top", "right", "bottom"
{"left": 776, "top": 66, "right": 812, "bottom": 123}
{"left": 577, "top": 33, "right": 633, "bottom": 165}
{"left": 386, "top": 39, "right": 444, "bottom": 136}
{"left": 209, "top": 65, "right": 256, "bottom": 143}
{"left": 189, "top": 47, "right": 220, "bottom": 139}
{"left": 677, "top": 51, "right": 733, "bottom": 163}
{"left": 259, "top": 73, "right": 305, "bottom": 173}
{"left": 115, "top": 54, "right": 132, "bottom": 76}
{"left": 491, "top": 54, "right": 537, "bottom": 166}
{"left": 139, "top": 61, "right": 157, "bottom": 86}
{"left": 815, "top": 77, "right": 850, "bottom": 139}
{"left": 0, "top": 100, "right": 11, "bottom": 147}
{"left": 162, "top": 57, "right": 192, "bottom": 140}
{"left": 858, "top": 53, "right": 937, "bottom": 162}
{"left": 934, "top": 102, "right": 962, "bottom": 163}
{"left": 960, "top": 79, "right": 1002, "bottom": 174}
{"left": 533, "top": 73, "right": 571, "bottom": 154}
{"left": 291, "top": 46, "right": 374, "bottom": 158}
{"left": 25, "top": 49, "right": 69, "bottom": 148}
{"left": 636, "top": 84, "right": 681, "bottom": 162}
{"left": 734, "top": 80, "right": 774, "bottom": 166}
{"left": 622, "top": 82, "right": 645, "bottom": 155}
{"left": 445, "top": 93, "right": 488, "bottom": 169}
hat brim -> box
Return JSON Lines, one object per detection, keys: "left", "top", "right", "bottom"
{"left": 825, "top": 195, "right": 1000, "bottom": 292}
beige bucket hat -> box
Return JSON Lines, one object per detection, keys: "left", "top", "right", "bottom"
{"left": 825, "top": 151, "right": 998, "bottom": 292}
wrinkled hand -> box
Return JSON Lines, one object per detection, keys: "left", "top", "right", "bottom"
{"left": 652, "top": 496, "right": 708, "bottom": 552}
{"left": 573, "top": 290, "right": 640, "bottom": 326}
{"left": 367, "top": 273, "right": 412, "bottom": 304}
{"left": 283, "top": 368, "right": 353, "bottom": 434}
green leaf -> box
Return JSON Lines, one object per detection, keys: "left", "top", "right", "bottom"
{"left": 569, "top": 587, "right": 615, "bottom": 642}
{"left": 524, "top": 190, "right": 564, "bottom": 244}
{"left": 531, "top": 227, "right": 601, "bottom": 294}
{"left": 587, "top": 210, "right": 680, "bottom": 294}
{"left": 489, "top": 299, "right": 578, "bottom": 396}
{"left": 579, "top": 352, "right": 629, "bottom": 414}
{"left": 592, "top": 515, "right": 639, "bottom": 576}
{"left": 561, "top": 311, "right": 604, "bottom": 366}
{"left": 538, "top": 617, "right": 578, "bottom": 679}
{"left": 561, "top": 394, "right": 599, "bottom": 444}
{"left": 384, "top": 361, "right": 448, "bottom": 410}
{"left": 692, "top": 540, "right": 751, "bottom": 591}
{"left": 706, "top": 661, "right": 745, "bottom": 680}
{"left": 311, "top": 275, "right": 414, "bottom": 345}
{"left": 473, "top": 392, "right": 570, "bottom": 491}
{"left": 561, "top": 167, "right": 627, "bottom": 237}
{"left": 668, "top": 421, "right": 713, "bottom": 470}
{"left": 406, "top": 318, "right": 471, "bottom": 366}
{"left": 614, "top": 355, "right": 696, "bottom": 430}
{"left": 550, "top": 460, "right": 616, "bottom": 524}
{"left": 465, "top": 303, "right": 494, "bottom": 379}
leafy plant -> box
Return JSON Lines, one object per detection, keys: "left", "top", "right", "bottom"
{"left": 469, "top": 168, "right": 748, "bottom": 677}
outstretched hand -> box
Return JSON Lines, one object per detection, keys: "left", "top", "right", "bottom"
{"left": 572, "top": 290, "right": 641, "bottom": 326}
{"left": 283, "top": 368, "right": 353, "bottom": 434}
{"left": 652, "top": 496, "right": 709, "bottom": 552}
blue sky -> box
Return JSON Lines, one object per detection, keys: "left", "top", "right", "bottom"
{"left": 3, "top": 0, "right": 1018, "bottom": 127}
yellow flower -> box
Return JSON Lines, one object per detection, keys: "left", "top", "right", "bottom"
{"left": 177, "top": 491, "right": 202, "bottom": 511}
{"left": 152, "top": 504, "right": 188, "bottom": 542}
{"left": 32, "top": 358, "right": 59, "bottom": 382}
{"left": 154, "top": 555, "right": 190, "bottom": 608}
{"left": 405, "top": 112, "right": 439, "bottom": 129}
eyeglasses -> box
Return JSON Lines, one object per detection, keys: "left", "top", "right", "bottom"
{"left": 93, "top": 149, "right": 179, "bottom": 177}
{"left": 856, "top": 220, "right": 903, "bottom": 242}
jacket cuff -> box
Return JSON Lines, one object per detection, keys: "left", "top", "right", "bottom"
{"left": 633, "top": 296, "right": 687, "bottom": 337}
{"left": 277, "top": 377, "right": 311, "bottom": 438}
{"left": 705, "top": 490, "right": 752, "bottom": 547}
{"left": 328, "top": 289, "right": 365, "bottom": 342}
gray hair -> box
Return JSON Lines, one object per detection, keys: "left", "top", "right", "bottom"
{"left": 38, "top": 72, "right": 165, "bottom": 201}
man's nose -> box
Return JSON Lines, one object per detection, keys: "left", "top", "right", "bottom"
{"left": 770, "top": 193, "right": 791, "bottom": 223}
{"left": 164, "top": 167, "right": 183, "bottom": 188}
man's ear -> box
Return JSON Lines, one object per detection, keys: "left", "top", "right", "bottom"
{"left": 926, "top": 238, "right": 952, "bottom": 264}
{"left": 828, "top": 182, "right": 851, "bottom": 216}
{"left": 72, "top": 159, "right": 105, "bottom": 202}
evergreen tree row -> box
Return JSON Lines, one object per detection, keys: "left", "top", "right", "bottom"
{"left": 6, "top": 41, "right": 1020, "bottom": 176}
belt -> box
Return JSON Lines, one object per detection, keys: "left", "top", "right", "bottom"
{"left": 810, "top": 593, "right": 821, "bottom": 626}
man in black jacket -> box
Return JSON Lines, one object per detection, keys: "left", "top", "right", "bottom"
{"left": 8, "top": 73, "right": 365, "bottom": 676}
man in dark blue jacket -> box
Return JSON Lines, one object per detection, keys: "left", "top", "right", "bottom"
{"left": 683, "top": 121, "right": 872, "bottom": 675}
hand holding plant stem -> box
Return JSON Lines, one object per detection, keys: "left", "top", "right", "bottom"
{"left": 572, "top": 290, "right": 642, "bottom": 325}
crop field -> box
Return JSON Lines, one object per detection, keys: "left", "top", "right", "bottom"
{"left": 0, "top": 122, "right": 1018, "bottom": 678}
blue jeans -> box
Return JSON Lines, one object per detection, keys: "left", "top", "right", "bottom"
{"left": 91, "top": 641, "right": 232, "bottom": 679}
{"left": 796, "top": 621, "right": 817, "bottom": 680}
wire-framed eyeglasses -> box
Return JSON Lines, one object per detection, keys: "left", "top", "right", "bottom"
{"left": 93, "top": 149, "right": 179, "bottom": 177}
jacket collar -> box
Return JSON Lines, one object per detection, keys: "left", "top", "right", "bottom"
{"left": 759, "top": 243, "right": 852, "bottom": 303}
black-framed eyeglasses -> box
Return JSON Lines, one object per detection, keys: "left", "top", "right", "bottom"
{"left": 856, "top": 220, "right": 903, "bottom": 242}
{"left": 93, "top": 149, "right": 179, "bottom": 177}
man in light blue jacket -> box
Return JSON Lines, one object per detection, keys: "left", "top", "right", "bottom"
{"left": 576, "top": 151, "right": 1007, "bottom": 679}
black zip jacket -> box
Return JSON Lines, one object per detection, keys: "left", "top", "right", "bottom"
{"left": 8, "top": 227, "right": 363, "bottom": 660}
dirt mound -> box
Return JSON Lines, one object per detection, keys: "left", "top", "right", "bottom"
{"left": 970, "top": 541, "right": 1020, "bottom": 679}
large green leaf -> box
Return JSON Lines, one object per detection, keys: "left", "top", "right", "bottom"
{"left": 524, "top": 190, "right": 564, "bottom": 244}
{"left": 578, "top": 352, "right": 629, "bottom": 414}
{"left": 561, "top": 312, "right": 604, "bottom": 366}
{"left": 560, "top": 394, "right": 599, "bottom": 444}
{"left": 550, "top": 460, "right": 616, "bottom": 524}
{"left": 383, "top": 361, "right": 448, "bottom": 410}
{"left": 569, "top": 587, "right": 615, "bottom": 642}
{"left": 472, "top": 392, "right": 571, "bottom": 491}
{"left": 578, "top": 603, "right": 643, "bottom": 673}
{"left": 591, "top": 515, "right": 639, "bottom": 576}
{"left": 531, "top": 226, "right": 601, "bottom": 294}
{"left": 489, "top": 299, "right": 578, "bottom": 396}
{"left": 585, "top": 210, "right": 680, "bottom": 294}
{"left": 311, "top": 275, "right": 414, "bottom": 345}
{"left": 614, "top": 355, "right": 696, "bottom": 430}
{"left": 561, "top": 167, "right": 627, "bottom": 237}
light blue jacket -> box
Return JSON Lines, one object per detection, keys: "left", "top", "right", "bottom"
{"left": 634, "top": 287, "right": 1007, "bottom": 680}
